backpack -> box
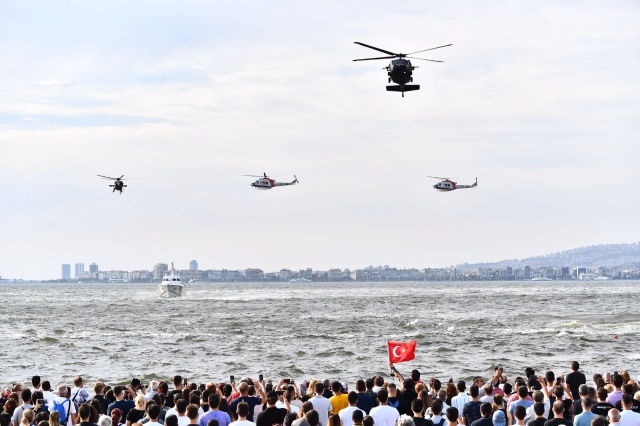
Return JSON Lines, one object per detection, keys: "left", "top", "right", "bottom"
{"left": 434, "top": 418, "right": 446, "bottom": 426}
{"left": 52, "top": 398, "right": 70, "bottom": 423}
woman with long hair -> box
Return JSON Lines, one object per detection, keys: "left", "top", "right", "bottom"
{"left": 111, "top": 408, "right": 125, "bottom": 426}
{"left": 20, "top": 409, "right": 36, "bottom": 426}
{"left": 48, "top": 410, "right": 61, "bottom": 426}
{"left": 444, "top": 383, "right": 458, "bottom": 406}
{"left": 4, "top": 398, "right": 18, "bottom": 417}
{"left": 328, "top": 414, "right": 342, "bottom": 426}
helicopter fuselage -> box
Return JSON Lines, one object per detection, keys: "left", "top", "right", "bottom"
{"left": 387, "top": 59, "right": 414, "bottom": 85}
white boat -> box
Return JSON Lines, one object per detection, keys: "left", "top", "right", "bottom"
{"left": 531, "top": 276, "right": 552, "bottom": 281}
{"left": 289, "top": 278, "right": 312, "bottom": 283}
{"left": 158, "top": 263, "right": 185, "bottom": 298}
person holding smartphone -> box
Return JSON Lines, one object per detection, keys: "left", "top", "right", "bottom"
{"left": 228, "top": 378, "right": 265, "bottom": 422}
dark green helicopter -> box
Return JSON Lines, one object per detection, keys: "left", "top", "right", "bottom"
{"left": 353, "top": 42, "right": 451, "bottom": 97}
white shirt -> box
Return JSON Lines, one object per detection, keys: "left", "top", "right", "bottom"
{"left": 276, "top": 401, "right": 300, "bottom": 414}
{"left": 619, "top": 410, "right": 640, "bottom": 426}
{"left": 229, "top": 421, "right": 254, "bottom": 426}
{"left": 339, "top": 406, "right": 366, "bottom": 426}
{"left": 43, "top": 391, "right": 57, "bottom": 406}
{"left": 524, "top": 400, "right": 549, "bottom": 424}
{"left": 451, "top": 393, "right": 471, "bottom": 416}
{"left": 309, "top": 396, "right": 333, "bottom": 426}
{"left": 177, "top": 416, "right": 190, "bottom": 426}
{"left": 370, "top": 405, "right": 400, "bottom": 426}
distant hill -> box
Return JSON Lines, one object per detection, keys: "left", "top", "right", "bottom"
{"left": 455, "top": 242, "right": 640, "bottom": 270}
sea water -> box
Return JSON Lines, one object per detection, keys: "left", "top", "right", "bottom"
{"left": 1, "top": 280, "right": 638, "bottom": 385}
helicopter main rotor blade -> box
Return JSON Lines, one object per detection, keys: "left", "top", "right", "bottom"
{"left": 353, "top": 56, "right": 396, "bottom": 62}
{"left": 354, "top": 42, "right": 397, "bottom": 56}
{"left": 242, "top": 174, "right": 268, "bottom": 178}
{"left": 97, "top": 175, "right": 117, "bottom": 180}
{"left": 407, "top": 44, "right": 452, "bottom": 55}
{"left": 426, "top": 176, "right": 451, "bottom": 180}
{"left": 406, "top": 56, "right": 443, "bottom": 62}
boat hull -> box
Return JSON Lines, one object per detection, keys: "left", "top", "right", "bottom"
{"left": 158, "top": 284, "right": 185, "bottom": 298}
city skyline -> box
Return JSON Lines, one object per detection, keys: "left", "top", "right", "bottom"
{"left": 2, "top": 2, "right": 639, "bottom": 280}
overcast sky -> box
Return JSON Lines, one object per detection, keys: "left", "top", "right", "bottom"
{"left": 1, "top": 1, "right": 639, "bottom": 279}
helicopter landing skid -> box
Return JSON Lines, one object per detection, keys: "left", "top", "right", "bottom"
{"left": 386, "top": 84, "right": 420, "bottom": 97}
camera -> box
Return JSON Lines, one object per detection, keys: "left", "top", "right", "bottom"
{"left": 259, "top": 374, "right": 263, "bottom": 382}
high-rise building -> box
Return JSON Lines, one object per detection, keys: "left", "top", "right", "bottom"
{"left": 153, "top": 263, "right": 168, "bottom": 281}
{"left": 190, "top": 260, "right": 198, "bottom": 271}
{"left": 89, "top": 263, "right": 99, "bottom": 273}
{"left": 74, "top": 263, "right": 85, "bottom": 279}
{"left": 62, "top": 264, "right": 71, "bottom": 280}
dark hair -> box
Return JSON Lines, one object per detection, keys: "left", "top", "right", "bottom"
{"left": 582, "top": 398, "right": 593, "bottom": 409}
{"left": 622, "top": 394, "right": 633, "bottom": 406}
{"left": 456, "top": 381, "right": 466, "bottom": 392}
{"left": 446, "top": 407, "right": 459, "bottom": 422}
{"left": 348, "top": 392, "right": 358, "bottom": 404}
{"left": 207, "top": 421, "right": 219, "bottom": 426}
{"left": 21, "top": 389, "right": 32, "bottom": 404}
{"left": 332, "top": 382, "right": 342, "bottom": 393}
{"left": 377, "top": 389, "right": 388, "bottom": 404}
{"left": 597, "top": 387, "right": 608, "bottom": 400}
{"left": 285, "top": 413, "right": 298, "bottom": 426}
{"left": 176, "top": 398, "right": 188, "bottom": 414}
{"left": 533, "top": 402, "right": 545, "bottom": 416}
{"left": 412, "top": 399, "right": 424, "bottom": 413}
{"left": 517, "top": 386, "right": 528, "bottom": 398}
{"left": 431, "top": 400, "right": 443, "bottom": 416}
{"left": 315, "top": 382, "right": 324, "bottom": 394}
{"left": 470, "top": 385, "right": 479, "bottom": 398}
{"left": 302, "top": 402, "right": 314, "bottom": 413}
{"left": 32, "top": 376, "right": 41, "bottom": 387}
{"left": 174, "top": 376, "right": 183, "bottom": 387}
{"left": 356, "top": 380, "right": 366, "bottom": 392}
{"left": 363, "top": 416, "right": 374, "bottom": 426}
{"left": 570, "top": 361, "right": 580, "bottom": 371}
{"left": 0, "top": 414, "right": 11, "bottom": 426}
{"left": 208, "top": 394, "right": 220, "bottom": 409}
{"left": 306, "top": 410, "right": 320, "bottom": 426}
{"left": 503, "top": 383, "right": 513, "bottom": 395}
{"left": 186, "top": 404, "right": 199, "bottom": 420}
{"left": 237, "top": 402, "right": 249, "bottom": 418}
{"left": 352, "top": 410, "right": 364, "bottom": 422}
{"left": 411, "top": 370, "right": 420, "bottom": 382}
{"left": 365, "top": 378, "right": 374, "bottom": 390}
{"left": 480, "top": 402, "right": 492, "bottom": 416}
{"left": 613, "top": 375, "right": 624, "bottom": 388}
{"left": 165, "top": 415, "right": 179, "bottom": 426}
{"left": 149, "top": 404, "right": 161, "bottom": 420}
{"left": 42, "top": 381, "right": 51, "bottom": 392}
{"left": 78, "top": 403, "right": 92, "bottom": 420}
{"left": 514, "top": 406, "right": 526, "bottom": 420}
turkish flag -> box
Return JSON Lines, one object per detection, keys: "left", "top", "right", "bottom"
{"left": 387, "top": 340, "right": 416, "bottom": 363}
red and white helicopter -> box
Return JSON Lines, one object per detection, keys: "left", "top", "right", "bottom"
{"left": 428, "top": 176, "right": 477, "bottom": 192}
{"left": 244, "top": 173, "right": 299, "bottom": 190}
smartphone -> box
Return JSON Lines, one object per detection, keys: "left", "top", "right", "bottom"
{"left": 183, "top": 378, "right": 188, "bottom": 386}
{"left": 276, "top": 390, "right": 285, "bottom": 395}
{"left": 259, "top": 374, "right": 263, "bottom": 382}
{"left": 283, "top": 379, "right": 290, "bottom": 384}
{"left": 230, "top": 375, "right": 235, "bottom": 382}
{"left": 38, "top": 399, "right": 45, "bottom": 405}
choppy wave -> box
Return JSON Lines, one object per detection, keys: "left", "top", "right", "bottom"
{"left": 1, "top": 280, "right": 640, "bottom": 385}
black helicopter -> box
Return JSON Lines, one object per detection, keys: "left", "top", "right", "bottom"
{"left": 353, "top": 42, "right": 452, "bottom": 97}
{"left": 97, "top": 175, "right": 135, "bottom": 194}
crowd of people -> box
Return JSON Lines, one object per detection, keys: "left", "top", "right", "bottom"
{"left": 1, "top": 362, "right": 640, "bottom": 426}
